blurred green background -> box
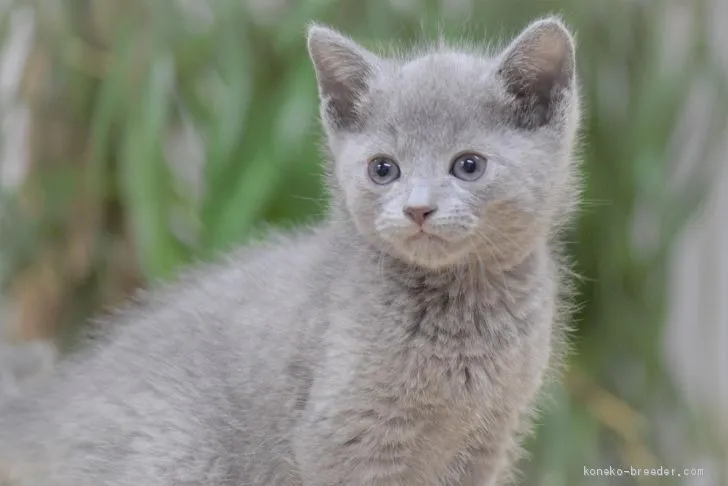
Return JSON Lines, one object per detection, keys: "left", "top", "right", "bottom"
{"left": 1, "top": 0, "right": 727, "bottom": 484}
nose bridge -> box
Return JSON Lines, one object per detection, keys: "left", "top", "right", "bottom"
{"left": 405, "top": 178, "right": 434, "bottom": 209}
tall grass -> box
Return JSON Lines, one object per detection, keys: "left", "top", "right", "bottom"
{"left": 1, "top": 0, "right": 726, "bottom": 483}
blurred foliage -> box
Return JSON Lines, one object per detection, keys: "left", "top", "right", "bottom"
{"left": 1, "top": 0, "right": 726, "bottom": 484}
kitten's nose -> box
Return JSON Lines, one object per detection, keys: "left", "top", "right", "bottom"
{"left": 403, "top": 205, "right": 437, "bottom": 226}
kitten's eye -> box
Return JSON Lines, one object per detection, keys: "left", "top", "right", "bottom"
{"left": 367, "top": 157, "right": 401, "bottom": 185}
{"left": 450, "top": 153, "right": 487, "bottom": 181}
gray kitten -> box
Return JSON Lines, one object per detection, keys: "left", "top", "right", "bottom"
{"left": 0, "top": 16, "right": 580, "bottom": 486}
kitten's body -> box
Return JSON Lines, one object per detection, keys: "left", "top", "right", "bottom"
{"left": 0, "top": 18, "right": 580, "bottom": 486}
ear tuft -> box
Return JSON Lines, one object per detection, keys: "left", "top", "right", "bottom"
{"left": 497, "top": 17, "right": 576, "bottom": 129}
{"left": 307, "top": 24, "right": 378, "bottom": 131}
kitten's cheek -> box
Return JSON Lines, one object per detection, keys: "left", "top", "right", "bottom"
{"left": 349, "top": 204, "right": 383, "bottom": 242}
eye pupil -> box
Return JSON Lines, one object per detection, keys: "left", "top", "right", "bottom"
{"left": 461, "top": 158, "right": 477, "bottom": 173}
{"left": 376, "top": 162, "right": 391, "bottom": 177}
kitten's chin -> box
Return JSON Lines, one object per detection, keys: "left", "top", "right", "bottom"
{"left": 387, "top": 233, "right": 472, "bottom": 270}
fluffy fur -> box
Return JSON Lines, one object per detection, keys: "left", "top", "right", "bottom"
{"left": 0, "top": 17, "right": 581, "bottom": 486}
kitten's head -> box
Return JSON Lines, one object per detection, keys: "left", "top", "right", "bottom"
{"left": 308, "top": 18, "right": 580, "bottom": 270}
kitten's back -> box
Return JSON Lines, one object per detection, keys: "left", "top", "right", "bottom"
{"left": 0, "top": 226, "right": 334, "bottom": 485}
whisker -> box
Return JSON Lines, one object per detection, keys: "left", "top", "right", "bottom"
{"left": 473, "top": 228, "right": 515, "bottom": 304}
{"left": 480, "top": 220, "right": 520, "bottom": 251}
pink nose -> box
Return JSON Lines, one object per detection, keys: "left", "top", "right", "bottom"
{"left": 403, "top": 205, "right": 437, "bottom": 226}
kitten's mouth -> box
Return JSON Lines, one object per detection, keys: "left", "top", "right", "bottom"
{"left": 406, "top": 229, "right": 446, "bottom": 243}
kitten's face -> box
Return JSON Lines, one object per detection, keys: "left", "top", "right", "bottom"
{"left": 309, "top": 19, "right": 580, "bottom": 270}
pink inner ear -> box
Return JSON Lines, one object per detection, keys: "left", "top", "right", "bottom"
{"left": 530, "top": 30, "right": 573, "bottom": 76}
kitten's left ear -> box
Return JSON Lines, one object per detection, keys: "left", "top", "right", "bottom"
{"left": 307, "top": 25, "right": 380, "bottom": 132}
{"left": 497, "top": 17, "right": 576, "bottom": 129}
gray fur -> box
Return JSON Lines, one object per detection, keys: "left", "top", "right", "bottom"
{"left": 0, "top": 341, "right": 56, "bottom": 402}
{"left": 0, "top": 17, "right": 581, "bottom": 486}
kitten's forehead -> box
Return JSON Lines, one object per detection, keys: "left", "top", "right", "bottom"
{"left": 369, "top": 51, "right": 502, "bottom": 144}
{"left": 398, "top": 51, "right": 494, "bottom": 88}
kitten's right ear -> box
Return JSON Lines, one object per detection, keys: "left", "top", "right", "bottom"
{"left": 307, "top": 25, "right": 379, "bottom": 131}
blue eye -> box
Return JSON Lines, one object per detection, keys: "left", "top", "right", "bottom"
{"left": 367, "top": 157, "right": 401, "bottom": 185}
{"left": 450, "top": 153, "right": 487, "bottom": 181}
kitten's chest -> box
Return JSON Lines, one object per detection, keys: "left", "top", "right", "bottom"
{"left": 382, "top": 292, "right": 538, "bottom": 411}
{"left": 395, "top": 336, "right": 496, "bottom": 406}
{"left": 367, "top": 324, "right": 516, "bottom": 473}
